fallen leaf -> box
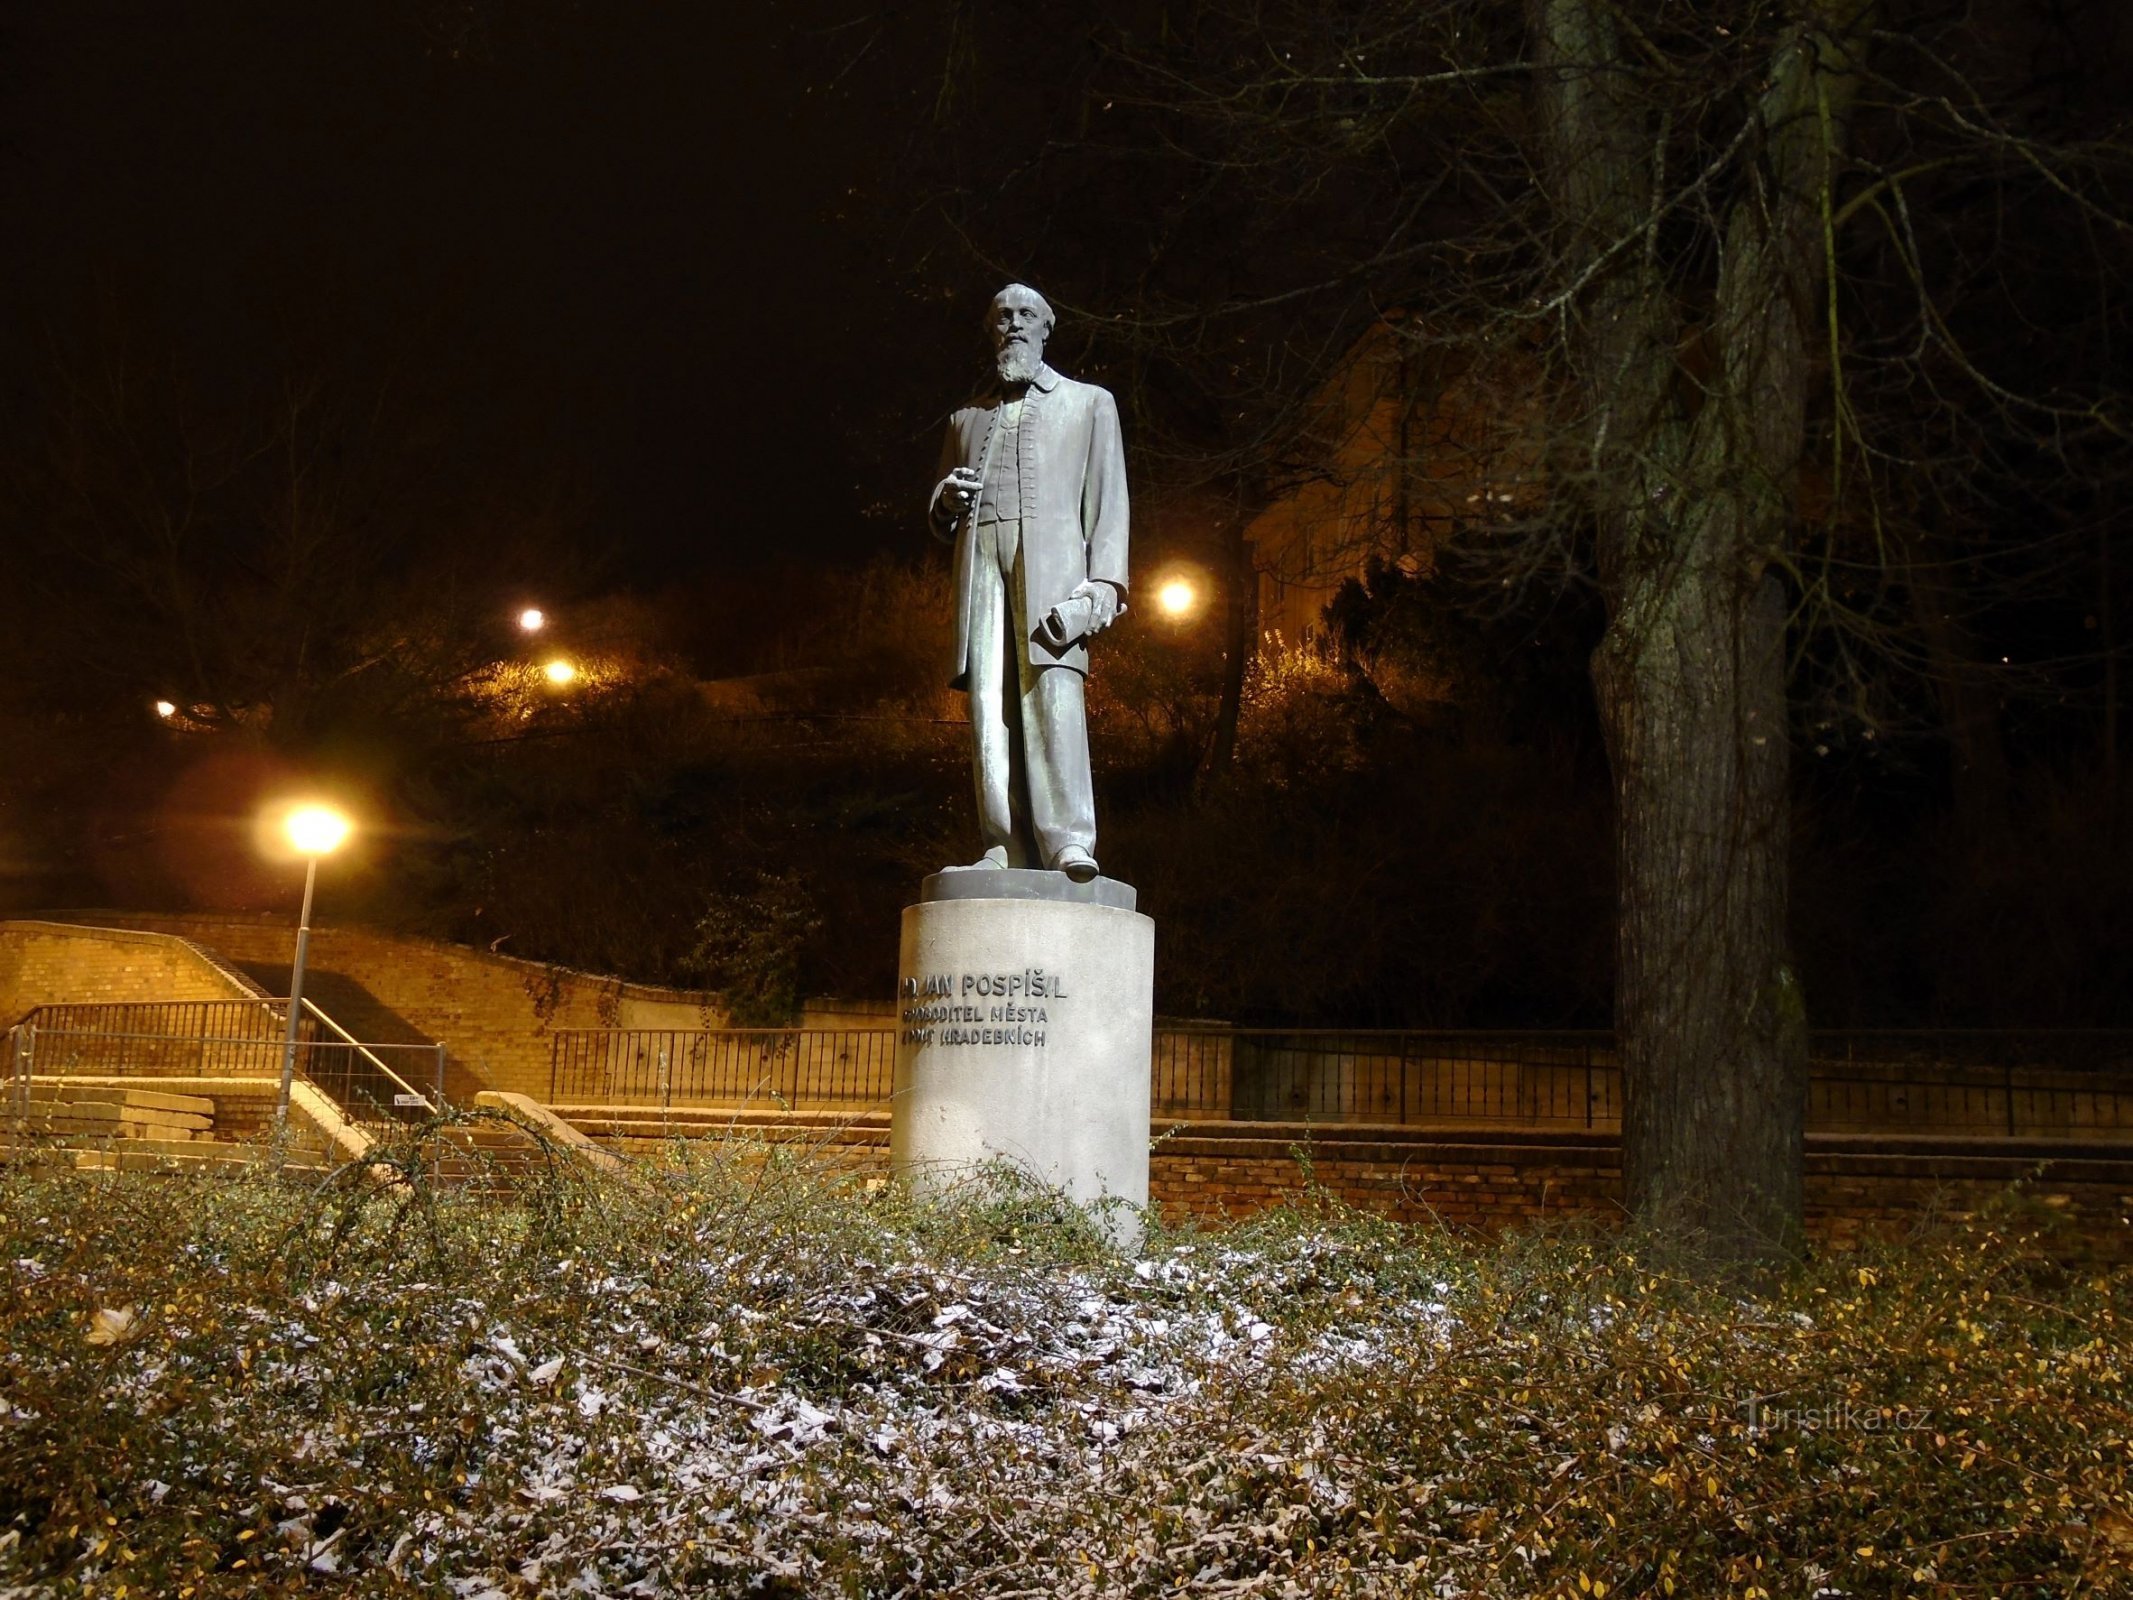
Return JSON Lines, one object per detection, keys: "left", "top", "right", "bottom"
{"left": 85, "top": 1307, "right": 138, "bottom": 1347}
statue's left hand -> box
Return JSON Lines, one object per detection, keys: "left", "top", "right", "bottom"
{"left": 1071, "top": 581, "right": 1122, "bottom": 635}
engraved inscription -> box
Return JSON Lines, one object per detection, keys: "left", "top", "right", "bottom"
{"left": 900, "top": 968, "right": 1065, "bottom": 1047}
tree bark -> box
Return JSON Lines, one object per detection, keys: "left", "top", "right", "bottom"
{"left": 1597, "top": 555, "right": 1805, "bottom": 1262}
{"left": 1207, "top": 525, "right": 1258, "bottom": 776}
{"left": 1534, "top": 0, "right": 1864, "bottom": 1265}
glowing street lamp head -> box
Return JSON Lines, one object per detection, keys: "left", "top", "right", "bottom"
{"left": 1156, "top": 577, "right": 1200, "bottom": 620}
{"left": 518, "top": 607, "right": 546, "bottom": 633}
{"left": 153, "top": 700, "right": 177, "bottom": 719}
{"left": 543, "top": 658, "right": 578, "bottom": 686}
{"left": 284, "top": 804, "right": 352, "bottom": 858}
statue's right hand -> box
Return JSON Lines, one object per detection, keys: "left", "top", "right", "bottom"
{"left": 937, "top": 467, "right": 984, "bottom": 517}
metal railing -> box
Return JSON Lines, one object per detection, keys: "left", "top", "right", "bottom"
{"left": 550, "top": 1027, "right": 897, "bottom": 1110}
{"left": 1808, "top": 1030, "right": 2133, "bottom": 1139}
{"left": 1191, "top": 1029, "right": 1617, "bottom": 1126}
{"left": 544, "top": 1026, "right": 1617, "bottom": 1124}
{"left": 547, "top": 1024, "right": 2133, "bottom": 1139}
{"left": 291, "top": 1000, "right": 445, "bottom": 1133}
{"left": 21, "top": 999, "right": 287, "bottom": 1075}
{"left": 5, "top": 1024, "right": 27, "bottom": 1127}
{"left": 10, "top": 999, "right": 445, "bottom": 1134}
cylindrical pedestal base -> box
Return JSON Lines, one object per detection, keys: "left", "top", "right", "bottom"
{"left": 891, "top": 889, "right": 1153, "bottom": 1245}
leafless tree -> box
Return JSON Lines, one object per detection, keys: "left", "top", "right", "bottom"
{"left": 879, "top": 0, "right": 2133, "bottom": 1266}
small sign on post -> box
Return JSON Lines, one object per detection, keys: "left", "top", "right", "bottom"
{"left": 392, "top": 1092, "right": 433, "bottom": 1110}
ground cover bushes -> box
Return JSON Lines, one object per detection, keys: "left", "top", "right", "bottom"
{"left": 0, "top": 1140, "right": 2127, "bottom": 1596}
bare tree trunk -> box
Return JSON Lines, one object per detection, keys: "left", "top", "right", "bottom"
{"left": 1207, "top": 525, "right": 1257, "bottom": 776}
{"left": 1597, "top": 557, "right": 1805, "bottom": 1261}
{"left": 2104, "top": 516, "right": 2121, "bottom": 809}
{"left": 1536, "top": 0, "right": 1863, "bottom": 1265}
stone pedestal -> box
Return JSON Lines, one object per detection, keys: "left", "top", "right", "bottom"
{"left": 891, "top": 870, "right": 1153, "bottom": 1245}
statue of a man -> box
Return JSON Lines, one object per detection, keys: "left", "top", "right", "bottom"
{"left": 930, "top": 284, "right": 1129, "bottom": 883}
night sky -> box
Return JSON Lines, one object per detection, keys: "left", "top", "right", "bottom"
{"left": 0, "top": 1, "right": 978, "bottom": 585}
{"left": 0, "top": 0, "right": 2126, "bottom": 1029}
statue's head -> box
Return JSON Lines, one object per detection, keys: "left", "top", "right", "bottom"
{"left": 988, "top": 283, "right": 1054, "bottom": 385}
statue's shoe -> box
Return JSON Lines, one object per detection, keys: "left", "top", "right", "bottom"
{"left": 1052, "top": 846, "right": 1100, "bottom": 883}
{"left": 941, "top": 847, "right": 1010, "bottom": 873}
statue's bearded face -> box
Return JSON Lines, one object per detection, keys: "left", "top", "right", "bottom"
{"left": 990, "top": 293, "right": 1050, "bottom": 384}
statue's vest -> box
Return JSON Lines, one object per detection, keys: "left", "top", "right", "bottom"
{"left": 975, "top": 398, "right": 1033, "bottom": 530}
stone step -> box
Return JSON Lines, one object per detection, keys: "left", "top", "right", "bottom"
{"left": 571, "top": 1115, "right": 884, "bottom": 1146}
{"left": 26, "top": 1084, "right": 216, "bottom": 1117}
{"left": 59, "top": 1133, "right": 239, "bottom": 1159}
{"left": 88, "top": 1146, "right": 328, "bottom": 1174}
{"left": 552, "top": 1104, "right": 887, "bottom": 1132}
{"left": 15, "top": 1108, "right": 212, "bottom": 1136}
{"left": 19, "top": 1103, "right": 213, "bottom": 1134}
{"left": 447, "top": 1128, "right": 544, "bottom": 1150}
{"left": 434, "top": 1156, "right": 551, "bottom": 1177}
{"left": 0, "top": 1135, "right": 86, "bottom": 1162}
{"left": 22, "top": 1099, "right": 126, "bottom": 1121}
{"left": 30, "top": 1118, "right": 198, "bottom": 1142}
{"left": 22, "top": 1092, "right": 212, "bottom": 1117}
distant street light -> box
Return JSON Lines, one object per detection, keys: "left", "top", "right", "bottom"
{"left": 543, "top": 658, "right": 578, "bottom": 686}
{"left": 518, "top": 607, "right": 547, "bottom": 633}
{"left": 153, "top": 700, "right": 177, "bottom": 719}
{"left": 274, "top": 803, "right": 353, "bottom": 1132}
{"left": 285, "top": 804, "right": 351, "bottom": 856}
{"left": 1156, "top": 576, "right": 1201, "bottom": 620}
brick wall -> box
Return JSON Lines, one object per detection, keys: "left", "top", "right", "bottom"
{"left": 572, "top": 1111, "right": 2133, "bottom": 1259}
{"left": 1150, "top": 1125, "right": 1620, "bottom": 1227}
{"left": 0, "top": 921, "right": 264, "bottom": 1026}
{"left": 18, "top": 913, "right": 731, "bottom": 1100}
{"left": 1147, "top": 1125, "right": 2133, "bottom": 1258}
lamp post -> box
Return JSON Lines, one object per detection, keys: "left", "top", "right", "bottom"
{"left": 1155, "top": 577, "right": 1199, "bottom": 619}
{"left": 275, "top": 803, "right": 353, "bottom": 1130}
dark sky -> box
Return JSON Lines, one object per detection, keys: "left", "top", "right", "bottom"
{"left": 0, "top": 1, "right": 983, "bottom": 584}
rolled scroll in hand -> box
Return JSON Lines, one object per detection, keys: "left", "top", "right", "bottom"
{"left": 1035, "top": 593, "right": 1097, "bottom": 651}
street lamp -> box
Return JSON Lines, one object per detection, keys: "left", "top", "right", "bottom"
{"left": 274, "top": 803, "right": 353, "bottom": 1130}
{"left": 543, "top": 658, "right": 578, "bottom": 686}
{"left": 1155, "top": 575, "right": 1202, "bottom": 620}
{"left": 518, "top": 607, "right": 546, "bottom": 633}
{"left": 153, "top": 700, "right": 177, "bottom": 719}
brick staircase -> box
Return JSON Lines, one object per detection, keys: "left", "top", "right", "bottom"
{"left": 430, "top": 1118, "right": 564, "bottom": 1189}
{"left": 2, "top": 921, "right": 622, "bottom": 1188}
{"left": 5, "top": 1084, "right": 593, "bottom": 1189}
{"left": 4, "top": 1081, "right": 330, "bottom": 1173}
{"left": 553, "top": 1102, "right": 888, "bottom": 1160}
{"left": 556, "top": 1101, "right": 879, "bottom": 1133}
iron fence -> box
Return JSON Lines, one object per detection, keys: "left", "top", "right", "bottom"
{"left": 23, "top": 999, "right": 288, "bottom": 1074}
{"left": 292, "top": 1036, "right": 446, "bottom": 1135}
{"left": 550, "top": 1027, "right": 897, "bottom": 1109}
{"left": 1189, "top": 1029, "right": 1617, "bottom": 1126}
{"left": 5, "top": 1024, "right": 26, "bottom": 1127}
{"left": 548, "top": 1024, "right": 2133, "bottom": 1138}
{"left": 12, "top": 1000, "right": 445, "bottom": 1135}
{"left": 1809, "top": 1030, "right": 2133, "bottom": 1139}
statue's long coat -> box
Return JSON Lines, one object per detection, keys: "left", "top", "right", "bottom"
{"left": 929, "top": 362, "right": 1130, "bottom": 687}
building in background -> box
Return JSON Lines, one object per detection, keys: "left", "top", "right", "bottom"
{"left": 1245, "top": 316, "right": 1544, "bottom": 645}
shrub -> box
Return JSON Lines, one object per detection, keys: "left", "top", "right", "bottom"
{"left": 0, "top": 1146, "right": 2126, "bottom": 1596}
